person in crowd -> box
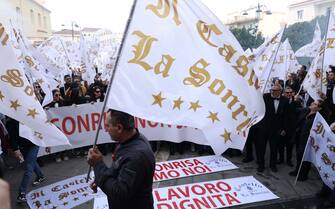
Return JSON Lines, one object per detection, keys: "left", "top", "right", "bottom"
{"left": 64, "top": 84, "right": 90, "bottom": 106}
{"left": 297, "top": 65, "right": 307, "bottom": 85}
{"left": 285, "top": 73, "right": 300, "bottom": 93}
{"left": 87, "top": 109, "right": 155, "bottom": 209}
{"left": 59, "top": 75, "right": 72, "bottom": 98}
{"left": 73, "top": 75, "right": 88, "bottom": 96}
{"left": 88, "top": 73, "right": 105, "bottom": 97}
{"left": 89, "top": 86, "right": 105, "bottom": 103}
{"left": 326, "top": 70, "right": 335, "bottom": 122}
{"left": 242, "top": 126, "right": 258, "bottom": 163}
{"left": 255, "top": 84, "right": 289, "bottom": 173}
{"left": 278, "top": 87, "right": 297, "bottom": 166}
{"left": 6, "top": 118, "right": 46, "bottom": 203}
{"left": 45, "top": 89, "right": 64, "bottom": 108}
{"left": 33, "top": 82, "right": 45, "bottom": 104}
{"left": 289, "top": 99, "right": 330, "bottom": 181}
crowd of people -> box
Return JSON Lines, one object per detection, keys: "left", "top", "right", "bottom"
{"left": 0, "top": 64, "right": 334, "bottom": 207}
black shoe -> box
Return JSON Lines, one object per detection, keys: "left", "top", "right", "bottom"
{"left": 287, "top": 161, "right": 294, "bottom": 167}
{"left": 32, "top": 176, "right": 46, "bottom": 186}
{"left": 289, "top": 170, "right": 297, "bottom": 176}
{"left": 270, "top": 166, "right": 278, "bottom": 173}
{"left": 257, "top": 166, "right": 265, "bottom": 173}
{"left": 242, "top": 157, "right": 253, "bottom": 163}
{"left": 16, "top": 193, "right": 27, "bottom": 203}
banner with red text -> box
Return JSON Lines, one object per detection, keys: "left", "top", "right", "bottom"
{"left": 154, "top": 155, "right": 237, "bottom": 182}
{"left": 94, "top": 176, "right": 278, "bottom": 209}
{"left": 39, "top": 102, "right": 207, "bottom": 156}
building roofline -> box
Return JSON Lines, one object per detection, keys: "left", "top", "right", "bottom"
{"left": 289, "top": 0, "right": 335, "bottom": 8}
{"left": 29, "top": 0, "right": 51, "bottom": 13}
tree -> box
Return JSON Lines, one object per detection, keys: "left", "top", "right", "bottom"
{"left": 230, "top": 26, "right": 265, "bottom": 51}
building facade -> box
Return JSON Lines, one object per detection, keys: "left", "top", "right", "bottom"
{"left": 3, "top": 0, "right": 52, "bottom": 44}
{"left": 289, "top": 0, "right": 335, "bottom": 24}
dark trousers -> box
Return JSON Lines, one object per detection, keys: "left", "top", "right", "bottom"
{"left": 244, "top": 127, "right": 257, "bottom": 160}
{"left": 278, "top": 135, "right": 293, "bottom": 162}
{"left": 255, "top": 132, "right": 279, "bottom": 168}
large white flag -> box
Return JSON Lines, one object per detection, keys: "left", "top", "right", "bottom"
{"left": 0, "top": 22, "right": 70, "bottom": 147}
{"left": 295, "top": 22, "right": 322, "bottom": 58}
{"left": 303, "top": 112, "right": 335, "bottom": 189}
{"left": 107, "top": 0, "right": 265, "bottom": 154}
{"left": 251, "top": 29, "right": 285, "bottom": 92}
{"left": 324, "top": 12, "right": 335, "bottom": 69}
{"left": 302, "top": 41, "right": 327, "bottom": 101}
{"left": 271, "top": 39, "right": 300, "bottom": 81}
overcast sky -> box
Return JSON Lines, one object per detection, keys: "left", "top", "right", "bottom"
{"left": 44, "top": 0, "right": 292, "bottom": 32}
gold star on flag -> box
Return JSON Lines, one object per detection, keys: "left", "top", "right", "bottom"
{"left": 207, "top": 111, "right": 220, "bottom": 123}
{"left": 189, "top": 100, "right": 202, "bottom": 112}
{"left": 36, "top": 79, "right": 44, "bottom": 84}
{"left": 34, "top": 132, "right": 43, "bottom": 140}
{"left": 221, "top": 129, "right": 232, "bottom": 143}
{"left": 0, "top": 91, "right": 4, "bottom": 101}
{"left": 10, "top": 100, "right": 21, "bottom": 111}
{"left": 173, "top": 97, "right": 184, "bottom": 110}
{"left": 27, "top": 108, "right": 39, "bottom": 119}
{"left": 152, "top": 92, "right": 166, "bottom": 107}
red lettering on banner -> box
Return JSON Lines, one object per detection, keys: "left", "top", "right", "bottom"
{"left": 155, "top": 164, "right": 163, "bottom": 171}
{"left": 91, "top": 113, "right": 100, "bottom": 131}
{"left": 136, "top": 118, "right": 146, "bottom": 128}
{"left": 50, "top": 118, "right": 60, "bottom": 127}
{"left": 191, "top": 185, "right": 206, "bottom": 195}
{"left": 163, "top": 162, "right": 174, "bottom": 170}
{"left": 176, "top": 125, "right": 183, "bottom": 129}
{"left": 154, "top": 172, "right": 168, "bottom": 181}
{"left": 179, "top": 199, "right": 192, "bottom": 209}
{"left": 185, "top": 160, "right": 194, "bottom": 167}
{"left": 148, "top": 121, "right": 159, "bottom": 127}
{"left": 225, "top": 193, "right": 240, "bottom": 205}
{"left": 77, "top": 115, "right": 90, "bottom": 133}
{"left": 194, "top": 197, "right": 211, "bottom": 208}
{"left": 193, "top": 166, "right": 207, "bottom": 174}
{"left": 176, "top": 186, "right": 190, "bottom": 198}
{"left": 157, "top": 203, "right": 172, "bottom": 209}
{"left": 181, "top": 167, "right": 195, "bottom": 176}
{"left": 204, "top": 183, "right": 220, "bottom": 194}
{"left": 207, "top": 195, "right": 218, "bottom": 207}
{"left": 217, "top": 181, "right": 231, "bottom": 192}
{"left": 212, "top": 194, "right": 226, "bottom": 206}
{"left": 62, "top": 116, "right": 76, "bottom": 135}
{"left": 167, "top": 170, "right": 180, "bottom": 178}
{"left": 167, "top": 188, "right": 182, "bottom": 199}
{"left": 154, "top": 190, "right": 167, "bottom": 202}
{"left": 172, "top": 161, "right": 182, "bottom": 169}
{"left": 193, "top": 159, "right": 203, "bottom": 166}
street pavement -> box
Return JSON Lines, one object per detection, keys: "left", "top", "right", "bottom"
{"left": 3, "top": 143, "right": 333, "bottom": 209}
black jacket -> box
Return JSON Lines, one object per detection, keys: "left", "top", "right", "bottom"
{"left": 94, "top": 131, "right": 155, "bottom": 209}
{"left": 6, "top": 118, "right": 35, "bottom": 151}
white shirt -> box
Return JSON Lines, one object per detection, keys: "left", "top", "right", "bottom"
{"left": 274, "top": 99, "right": 279, "bottom": 114}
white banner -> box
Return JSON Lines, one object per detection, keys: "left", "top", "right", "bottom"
{"left": 39, "top": 102, "right": 208, "bottom": 156}
{"left": 107, "top": 0, "right": 265, "bottom": 155}
{"left": 94, "top": 176, "right": 278, "bottom": 209}
{"left": 154, "top": 156, "right": 237, "bottom": 182}
{"left": 27, "top": 174, "right": 95, "bottom": 209}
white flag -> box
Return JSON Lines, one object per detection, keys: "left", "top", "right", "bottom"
{"left": 79, "top": 35, "right": 96, "bottom": 84}
{"left": 271, "top": 39, "right": 300, "bottom": 81}
{"left": 302, "top": 41, "right": 327, "bottom": 101}
{"left": 303, "top": 112, "right": 335, "bottom": 189}
{"left": 251, "top": 29, "right": 285, "bottom": 92}
{"left": 324, "top": 13, "right": 335, "bottom": 69}
{"left": 0, "top": 22, "right": 70, "bottom": 147}
{"left": 295, "top": 22, "right": 322, "bottom": 58}
{"left": 107, "top": 0, "right": 265, "bottom": 154}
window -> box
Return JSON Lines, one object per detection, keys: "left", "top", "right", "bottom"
{"left": 43, "top": 16, "right": 47, "bottom": 29}
{"left": 38, "top": 13, "right": 41, "bottom": 27}
{"left": 30, "top": 10, "right": 34, "bottom": 25}
{"left": 297, "top": 10, "right": 304, "bottom": 20}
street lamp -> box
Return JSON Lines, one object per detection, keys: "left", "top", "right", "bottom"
{"left": 61, "top": 21, "right": 80, "bottom": 41}
{"left": 242, "top": 3, "right": 272, "bottom": 20}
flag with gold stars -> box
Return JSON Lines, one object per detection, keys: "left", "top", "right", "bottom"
{"left": 295, "top": 22, "right": 322, "bottom": 58}
{"left": 107, "top": 0, "right": 265, "bottom": 154}
{"left": 302, "top": 113, "right": 335, "bottom": 189}
{"left": 0, "top": 22, "right": 70, "bottom": 147}
{"left": 302, "top": 41, "right": 327, "bottom": 101}
{"left": 250, "top": 28, "right": 285, "bottom": 93}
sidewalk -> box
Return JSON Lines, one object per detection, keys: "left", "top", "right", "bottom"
{"left": 3, "top": 144, "right": 329, "bottom": 209}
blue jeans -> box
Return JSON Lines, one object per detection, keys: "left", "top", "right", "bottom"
{"left": 19, "top": 146, "right": 44, "bottom": 193}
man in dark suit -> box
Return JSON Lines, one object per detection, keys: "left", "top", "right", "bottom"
{"left": 255, "top": 84, "right": 289, "bottom": 172}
